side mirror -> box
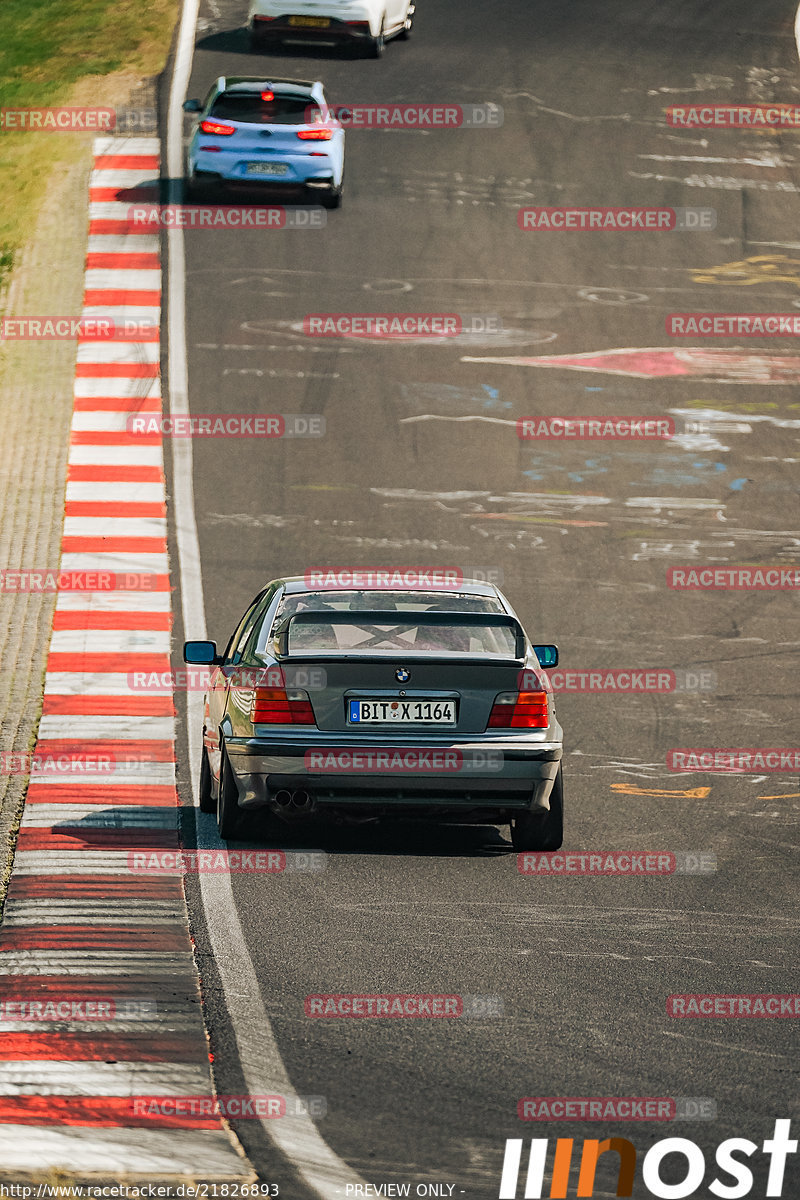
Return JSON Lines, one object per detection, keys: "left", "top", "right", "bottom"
{"left": 183, "top": 99, "right": 202, "bottom": 113}
{"left": 534, "top": 644, "right": 559, "bottom": 669}
{"left": 184, "top": 640, "right": 220, "bottom": 665}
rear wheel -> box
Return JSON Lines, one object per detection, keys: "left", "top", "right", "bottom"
{"left": 369, "top": 17, "right": 385, "bottom": 56}
{"left": 198, "top": 744, "right": 216, "bottom": 813}
{"left": 217, "top": 746, "right": 243, "bottom": 840}
{"left": 510, "top": 765, "right": 564, "bottom": 851}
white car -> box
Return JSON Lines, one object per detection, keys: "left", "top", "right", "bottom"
{"left": 248, "top": 0, "right": 415, "bottom": 57}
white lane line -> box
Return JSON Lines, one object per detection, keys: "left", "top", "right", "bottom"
{"left": 71, "top": 412, "right": 161, "bottom": 433}
{"left": 62, "top": 516, "right": 168, "bottom": 537}
{"left": 0, "top": 1062, "right": 213, "bottom": 1095}
{"left": 18, "top": 809, "right": 177, "bottom": 829}
{"left": 0, "top": 953, "right": 195, "bottom": 973}
{"left": 166, "top": 3, "right": 367, "bottom": 1191}
{"left": 50, "top": 630, "right": 171, "bottom": 654}
{"left": 76, "top": 342, "right": 161, "bottom": 365}
{"left": 44, "top": 671, "right": 173, "bottom": 694}
{"left": 65, "top": 481, "right": 167, "bottom": 502}
{"left": 82, "top": 304, "right": 162, "bottom": 326}
{"left": 37, "top": 716, "right": 175, "bottom": 739}
{"left": 74, "top": 377, "right": 161, "bottom": 399}
{"left": 90, "top": 169, "right": 161, "bottom": 187}
{"left": 0, "top": 1128, "right": 248, "bottom": 1177}
{"left": 88, "top": 235, "right": 160, "bottom": 253}
{"left": 67, "top": 445, "right": 164, "bottom": 467}
{"left": 85, "top": 268, "right": 162, "bottom": 288}
{"left": 58, "top": 551, "right": 169, "bottom": 572}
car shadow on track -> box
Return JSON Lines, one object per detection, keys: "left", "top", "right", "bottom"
{"left": 186, "top": 809, "right": 513, "bottom": 858}
{"left": 195, "top": 28, "right": 359, "bottom": 60}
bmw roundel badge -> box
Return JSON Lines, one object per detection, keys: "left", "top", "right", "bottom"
{"left": 395, "top": 668, "right": 410, "bottom": 683}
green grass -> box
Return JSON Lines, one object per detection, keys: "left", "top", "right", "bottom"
{"left": 0, "top": 0, "right": 178, "bottom": 289}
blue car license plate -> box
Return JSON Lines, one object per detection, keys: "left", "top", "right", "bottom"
{"left": 246, "top": 162, "right": 289, "bottom": 176}
{"left": 348, "top": 699, "right": 456, "bottom": 725}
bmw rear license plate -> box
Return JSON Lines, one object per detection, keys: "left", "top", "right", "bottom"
{"left": 348, "top": 699, "right": 456, "bottom": 726}
{"left": 288, "top": 14, "right": 330, "bottom": 26}
{"left": 246, "top": 162, "right": 288, "bottom": 176}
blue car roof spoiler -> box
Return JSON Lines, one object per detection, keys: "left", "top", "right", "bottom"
{"left": 273, "top": 610, "right": 526, "bottom": 660}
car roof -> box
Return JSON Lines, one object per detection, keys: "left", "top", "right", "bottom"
{"left": 276, "top": 576, "right": 503, "bottom": 600}
{"left": 217, "top": 76, "right": 320, "bottom": 98}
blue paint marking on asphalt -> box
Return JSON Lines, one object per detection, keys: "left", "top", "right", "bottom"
{"left": 730, "top": 478, "right": 748, "bottom": 491}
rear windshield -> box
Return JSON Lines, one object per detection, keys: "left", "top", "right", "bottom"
{"left": 209, "top": 94, "right": 321, "bottom": 125}
{"left": 283, "top": 618, "right": 517, "bottom": 657}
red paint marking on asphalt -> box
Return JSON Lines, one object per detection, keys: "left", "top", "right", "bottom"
{"left": 52, "top": 612, "right": 172, "bottom": 630}
{"left": 46, "top": 654, "right": 172, "bottom": 673}
{"left": 75, "top": 363, "right": 160, "bottom": 378}
{"left": 41, "top": 697, "right": 176, "bottom": 717}
{"left": 93, "top": 155, "right": 160, "bottom": 169}
{"left": 0, "top": 927, "right": 187, "bottom": 952}
{"left": 89, "top": 186, "right": 159, "bottom": 202}
{"left": 85, "top": 253, "right": 161, "bottom": 270}
{"left": 83, "top": 289, "right": 161, "bottom": 306}
{"left": 464, "top": 346, "right": 800, "bottom": 382}
{"left": 15, "top": 831, "right": 180, "bottom": 853}
{"left": 73, "top": 397, "right": 162, "bottom": 411}
{"left": 67, "top": 465, "right": 164, "bottom": 482}
{"left": 5, "top": 879, "right": 183, "bottom": 900}
{"left": 65, "top": 502, "right": 167, "bottom": 518}
{"left": 0, "top": 1097, "right": 220, "bottom": 1130}
{"left": 30, "top": 739, "right": 174, "bottom": 760}
{"left": 60, "top": 536, "right": 167, "bottom": 554}
{"left": 88, "top": 220, "right": 161, "bottom": 236}
{"left": 70, "top": 432, "right": 162, "bottom": 446}
{"left": 0, "top": 1035, "right": 204, "bottom": 1063}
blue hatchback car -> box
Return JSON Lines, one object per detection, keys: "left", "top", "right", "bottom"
{"left": 184, "top": 76, "right": 345, "bottom": 208}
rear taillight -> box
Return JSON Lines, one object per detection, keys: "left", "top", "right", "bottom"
{"left": 251, "top": 687, "right": 315, "bottom": 725}
{"left": 488, "top": 690, "right": 549, "bottom": 729}
{"left": 297, "top": 128, "right": 333, "bottom": 140}
{"left": 200, "top": 119, "right": 236, "bottom": 136}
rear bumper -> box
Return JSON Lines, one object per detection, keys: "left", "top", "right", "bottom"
{"left": 250, "top": 17, "right": 375, "bottom": 43}
{"left": 226, "top": 737, "right": 563, "bottom": 818}
{"left": 190, "top": 150, "right": 339, "bottom": 186}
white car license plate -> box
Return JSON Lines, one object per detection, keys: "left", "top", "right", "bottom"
{"left": 246, "top": 162, "right": 288, "bottom": 176}
{"left": 348, "top": 699, "right": 456, "bottom": 725}
{"left": 288, "top": 15, "right": 330, "bottom": 26}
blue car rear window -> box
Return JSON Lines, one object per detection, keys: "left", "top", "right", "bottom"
{"left": 209, "top": 94, "right": 322, "bottom": 125}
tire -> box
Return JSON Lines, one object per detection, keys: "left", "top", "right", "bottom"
{"left": 369, "top": 17, "right": 385, "bottom": 56}
{"left": 249, "top": 32, "right": 263, "bottom": 52}
{"left": 321, "top": 185, "right": 342, "bottom": 210}
{"left": 198, "top": 744, "right": 216, "bottom": 813}
{"left": 398, "top": 3, "right": 414, "bottom": 38}
{"left": 510, "top": 765, "right": 564, "bottom": 852}
{"left": 217, "top": 746, "right": 243, "bottom": 840}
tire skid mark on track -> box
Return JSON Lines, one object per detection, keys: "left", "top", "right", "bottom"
{"left": 0, "top": 137, "right": 248, "bottom": 1178}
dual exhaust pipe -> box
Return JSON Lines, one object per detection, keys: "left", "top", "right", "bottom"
{"left": 273, "top": 788, "right": 314, "bottom": 812}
